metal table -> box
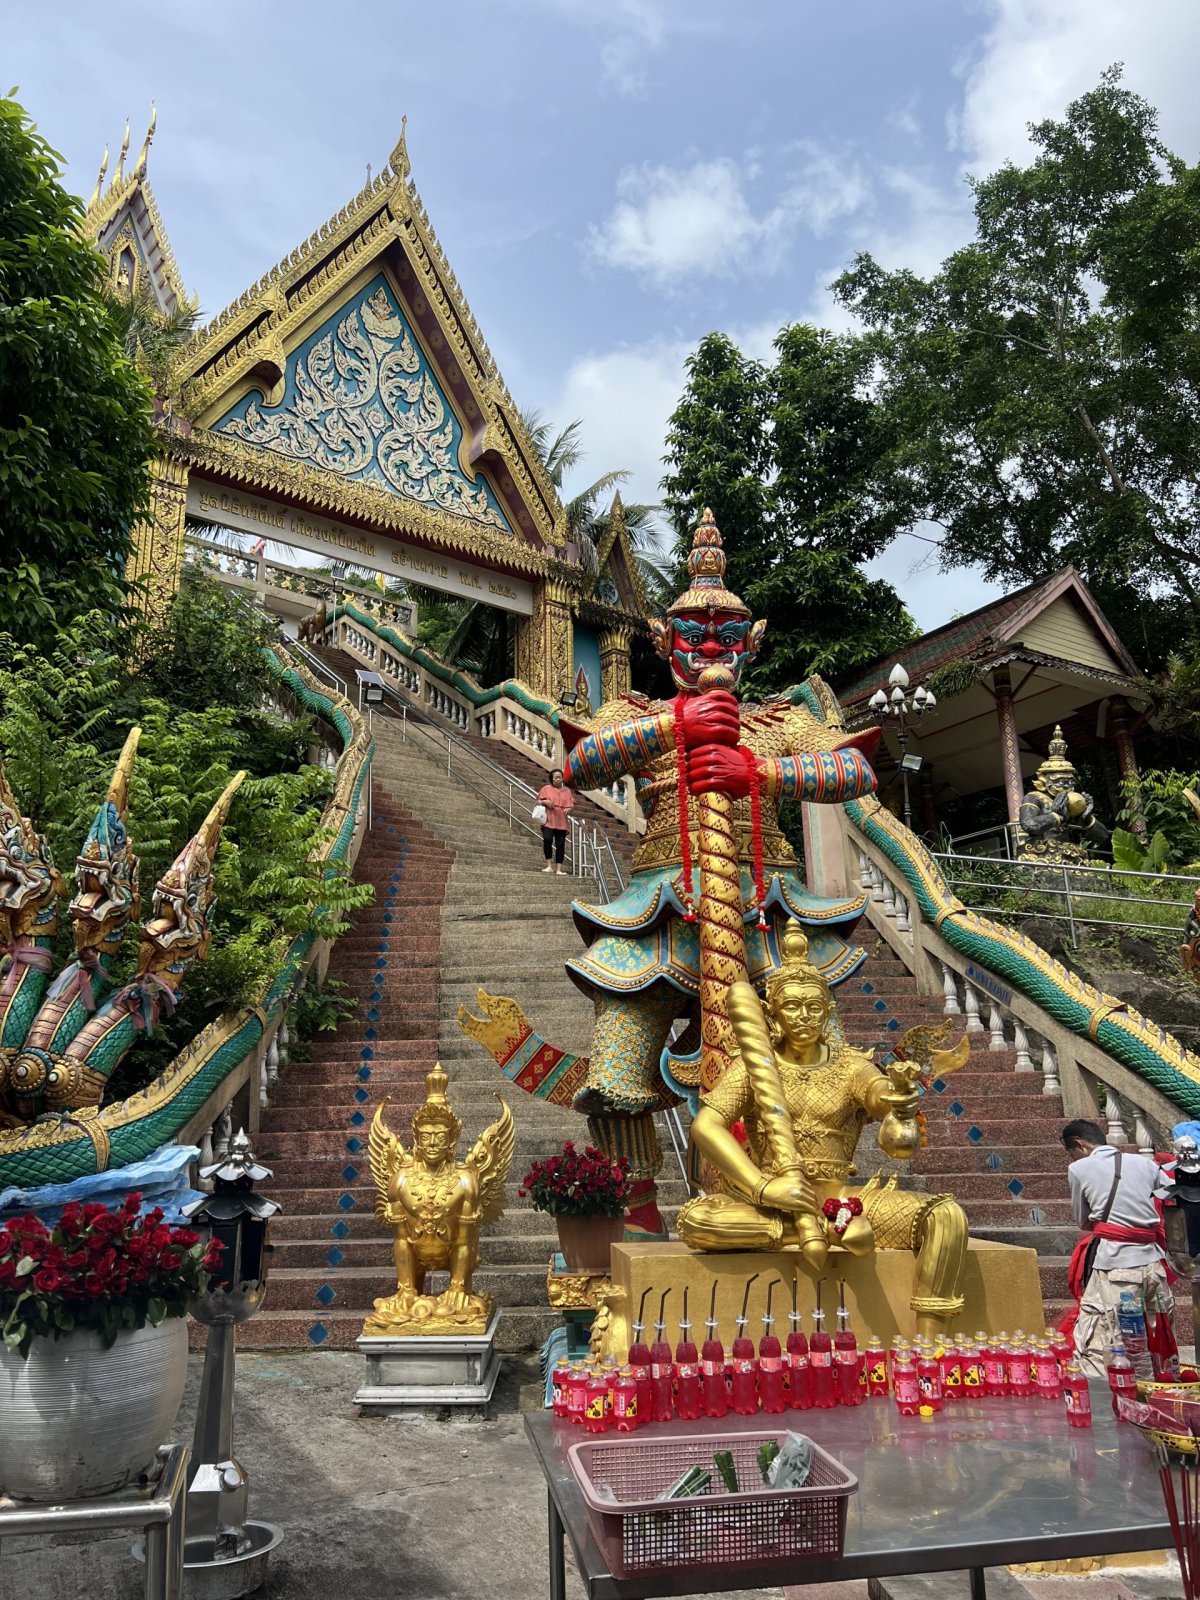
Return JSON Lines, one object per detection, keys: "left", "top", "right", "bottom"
{"left": 0, "top": 1444, "right": 188, "bottom": 1600}
{"left": 526, "top": 1395, "right": 1174, "bottom": 1600}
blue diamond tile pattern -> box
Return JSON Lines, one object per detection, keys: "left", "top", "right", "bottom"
{"left": 354, "top": 1088, "right": 369, "bottom": 1104}
{"left": 349, "top": 1111, "right": 366, "bottom": 1127}
{"left": 338, "top": 1194, "right": 356, "bottom": 1212}
{"left": 861, "top": 982, "right": 875, "bottom": 994}
{"left": 341, "top": 1164, "right": 359, "bottom": 1183}
{"left": 331, "top": 1220, "right": 350, "bottom": 1239}
{"left": 347, "top": 1136, "right": 363, "bottom": 1153}
{"left": 886, "top": 1019, "right": 899, "bottom": 1031}
{"left": 985, "top": 1152, "right": 1004, "bottom": 1171}
{"left": 932, "top": 1078, "right": 947, "bottom": 1094}
{"left": 315, "top": 1283, "right": 336, "bottom": 1309}
{"left": 358, "top": 1066, "right": 372, "bottom": 1081}
{"left": 326, "top": 1247, "right": 345, "bottom": 1268}
{"left": 874, "top": 999, "right": 887, "bottom": 1013}
{"left": 1007, "top": 1178, "right": 1026, "bottom": 1197}
{"left": 308, "top": 1323, "right": 330, "bottom": 1346}
{"left": 949, "top": 1100, "right": 964, "bottom": 1117}
{"left": 966, "top": 1126, "right": 984, "bottom": 1144}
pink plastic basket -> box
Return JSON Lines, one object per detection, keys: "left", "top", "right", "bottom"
{"left": 568, "top": 1430, "right": 857, "bottom": 1577}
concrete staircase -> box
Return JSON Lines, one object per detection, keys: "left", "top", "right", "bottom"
{"left": 243, "top": 669, "right": 1090, "bottom": 1351}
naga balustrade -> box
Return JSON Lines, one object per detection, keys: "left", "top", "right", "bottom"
{"left": 837, "top": 817, "right": 1190, "bottom": 1160}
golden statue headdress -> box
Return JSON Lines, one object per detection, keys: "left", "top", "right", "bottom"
{"left": 1033, "top": 725, "right": 1077, "bottom": 794}
{"left": 411, "top": 1063, "right": 463, "bottom": 1138}
{"left": 666, "top": 507, "right": 751, "bottom": 619}
{"left": 763, "top": 924, "right": 830, "bottom": 1005}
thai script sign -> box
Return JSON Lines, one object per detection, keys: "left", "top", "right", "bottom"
{"left": 965, "top": 962, "right": 1013, "bottom": 1007}
{"left": 186, "top": 478, "right": 534, "bottom": 616}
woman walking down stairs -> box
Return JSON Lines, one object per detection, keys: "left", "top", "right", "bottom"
{"left": 243, "top": 706, "right": 1084, "bottom": 1350}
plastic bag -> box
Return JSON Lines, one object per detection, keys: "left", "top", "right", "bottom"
{"left": 532, "top": 803, "right": 547, "bottom": 824}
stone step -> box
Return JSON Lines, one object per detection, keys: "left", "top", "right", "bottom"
{"left": 235, "top": 1305, "right": 557, "bottom": 1353}
{"left": 914, "top": 1145, "right": 1072, "bottom": 1174}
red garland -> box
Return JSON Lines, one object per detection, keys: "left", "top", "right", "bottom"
{"left": 673, "top": 694, "right": 696, "bottom": 921}
{"left": 742, "top": 746, "right": 767, "bottom": 928}
{"left": 821, "top": 1195, "right": 864, "bottom": 1237}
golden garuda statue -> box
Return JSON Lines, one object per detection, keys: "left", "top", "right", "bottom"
{"left": 364, "top": 1065, "right": 514, "bottom": 1337}
{"left": 678, "top": 924, "right": 970, "bottom": 1335}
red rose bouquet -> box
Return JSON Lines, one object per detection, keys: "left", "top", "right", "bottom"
{"left": 519, "top": 1142, "right": 630, "bottom": 1219}
{"left": 0, "top": 1192, "right": 223, "bottom": 1358}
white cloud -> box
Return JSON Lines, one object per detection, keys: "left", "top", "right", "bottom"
{"left": 506, "top": 0, "right": 714, "bottom": 97}
{"left": 956, "top": 0, "right": 1200, "bottom": 175}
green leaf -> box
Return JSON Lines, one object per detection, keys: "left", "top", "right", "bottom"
{"left": 14, "top": 1255, "right": 34, "bottom": 1278}
{"left": 147, "top": 1297, "right": 167, "bottom": 1326}
{"left": 1110, "top": 827, "right": 1146, "bottom": 871}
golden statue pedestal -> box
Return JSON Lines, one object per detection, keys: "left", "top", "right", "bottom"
{"left": 594, "top": 1241, "right": 1046, "bottom": 1360}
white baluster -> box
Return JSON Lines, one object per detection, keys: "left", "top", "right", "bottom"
{"left": 259, "top": 1049, "right": 271, "bottom": 1109}
{"left": 941, "top": 963, "right": 961, "bottom": 1015}
{"left": 880, "top": 876, "right": 897, "bottom": 919}
{"left": 858, "top": 851, "right": 872, "bottom": 892}
{"left": 213, "top": 1104, "right": 233, "bottom": 1160}
{"left": 894, "top": 893, "right": 911, "bottom": 935}
{"left": 1103, "top": 1084, "right": 1129, "bottom": 1143}
{"left": 197, "top": 1126, "right": 215, "bottom": 1189}
{"left": 1013, "top": 1020, "right": 1034, "bottom": 1072}
{"left": 869, "top": 864, "right": 886, "bottom": 903}
{"left": 1133, "top": 1107, "right": 1154, "bottom": 1156}
{"left": 277, "top": 1016, "right": 290, "bottom": 1072}
{"left": 987, "top": 1001, "right": 1006, "bottom": 1052}
{"left": 1040, "top": 1039, "right": 1061, "bottom": 1097}
{"left": 266, "top": 1033, "right": 280, "bottom": 1088}
{"left": 963, "top": 985, "right": 985, "bottom": 1034}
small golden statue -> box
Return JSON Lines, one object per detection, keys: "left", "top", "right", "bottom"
{"left": 1017, "top": 726, "right": 1109, "bottom": 864}
{"left": 364, "top": 1065, "right": 514, "bottom": 1336}
{"left": 677, "top": 926, "right": 969, "bottom": 1335}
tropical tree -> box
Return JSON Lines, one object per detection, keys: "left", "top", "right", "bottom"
{"left": 662, "top": 330, "right": 917, "bottom": 696}
{"left": 835, "top": 67, "right": 1200, "bottom": 669}
{"left": 0, "top": 94, "right": 157, "bottom": 648}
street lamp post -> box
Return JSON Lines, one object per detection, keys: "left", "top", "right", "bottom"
{"left": 868, "top": 663, "right": 937, "bottom": 832}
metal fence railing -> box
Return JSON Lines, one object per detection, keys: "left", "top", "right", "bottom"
{"left": 932, "top": 850, "right": 1198, "bottom": 949}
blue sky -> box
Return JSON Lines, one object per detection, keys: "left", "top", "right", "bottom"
{"left": 8, "top": 0, "right": 1200, "bottom": 630}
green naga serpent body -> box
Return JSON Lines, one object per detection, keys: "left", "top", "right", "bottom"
{"left": 0, "top": 648, "right": 371, "bottom": 1189}
{"left": 786, "top": 667, "right": 1200, "bottom": 1120}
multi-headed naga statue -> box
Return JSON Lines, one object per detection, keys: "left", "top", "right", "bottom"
{"left": 459, "top": 509, "right": 878, "bottom": 1237}
{"left": 0, "top": 729, "right": 244, "bottom": 1139}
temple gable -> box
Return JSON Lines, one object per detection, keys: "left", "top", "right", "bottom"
{"left": 211, "top": 274, "right": 510, "bottom": 533}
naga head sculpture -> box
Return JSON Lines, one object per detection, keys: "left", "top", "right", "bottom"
{"left": 70, "top": 728, "right": 141, "bottom": 962}
{"left": 649, "top": 508, "right": 766, "bottom": 693}
{"left": 0, "top": 765, "right": 66, "bottom": 947}
{"left": 136, "top": 771, "right": 246, "bottom": 980}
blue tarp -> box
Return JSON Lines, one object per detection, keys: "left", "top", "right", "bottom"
{"left": 0, "top": 1143, "right": 204, "bottom": 1224}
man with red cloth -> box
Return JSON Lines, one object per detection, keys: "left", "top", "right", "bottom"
{"left": 1062, "top": 1118, "right": 1177, "bottom": 1378}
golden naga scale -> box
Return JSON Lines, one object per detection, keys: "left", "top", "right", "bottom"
{"left": 364, "top": 1065, "right": 514, "bottom": 1337}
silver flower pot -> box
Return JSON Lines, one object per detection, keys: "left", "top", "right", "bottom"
{"left": 0, "top": 1318, "right": 188, "bottom": 1501}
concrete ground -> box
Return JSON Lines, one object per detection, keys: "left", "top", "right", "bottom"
{"left": 0, "top": 1354, "right": 1184, "bottom": 1600}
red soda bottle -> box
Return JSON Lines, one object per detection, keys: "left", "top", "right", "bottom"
{"left": 1051, "top": 1327, "right": 1073, "bottom": 1374}
{"left": 1063, "top": 1360, "right": 1092, "bottom": 1428}
{"left": 1008, "top": 1334, "right": 1033, "bottom": 1398}
{"left": 810, "top": 1282, "right": 836, "bottom": 1409}
{"left": 758, "top": 1279, "right": 787, "bottom": 1414}
{"left": 916, "top": 1347, "right": 944, "bottom": 1412}
{"left": 1032, "top": 1338, "right": 1062, "bottom": 1401}
{"left": 1106, "top": 1345, "right": 1137, "bottom": 1418}
{"left": 612, "top": 1365, "right": 639, "bottom": 1432}
{"left": 983, "top": 1333, "right": 1008, "bottom": 1397}
{"left": 894, "top": 1353, "right": 920, "bottom": 1416}
{"left": 730, "top": 1273, "right": 760, "bottom": 1416}
{"left": 700, "top": 1282, "right": 728, "bottom": 1419}
{"left": 627, "top": 1288, "right": 654, "bottom": 1423}
{"left": 834, "top": 1282, "right": 861, "bottom": 1407}
{"left": 786, "top": 1279, "right": 812, "bottom": 1410}
{"left": 551, "top": 1356, "right": 570, "bottom": 1418}
{"left": 649, "top": 1290, "right": 675, "bottom": 1424}
{"left": 584, "top": 1366, "right": 610, "bottom": 1433}
{"left": 567, "top": 1360, "right": 589, "bottom": 1425}
{"left": 961, "top": 1336, "right": 985, "bottom": 1397}
{"left": 865, "top": 1334, "right": 889, "bottom": 1397}
{"left": 674, "top": 1289, "right": 701, "bottom": 1422}
{"left": 941, "top": 1336, "right": 964, "bottom": 1402}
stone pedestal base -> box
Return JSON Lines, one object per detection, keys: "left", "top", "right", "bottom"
{"left": 354, "top": 1311, "right": 501, "bottom": 1412}
{"left": 595, "top": 1240, "right": 1046, "bottom": 1361}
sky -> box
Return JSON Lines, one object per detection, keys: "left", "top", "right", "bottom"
{"left": 8, "top": 0, "right": 1200, "bottom": 631}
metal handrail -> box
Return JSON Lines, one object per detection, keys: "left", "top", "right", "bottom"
{"left": 289, "top": 638, "right": 347, "bottom": 699}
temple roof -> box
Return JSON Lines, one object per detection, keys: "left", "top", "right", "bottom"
{"left": 83, "top": 110, "right": 189, "bottom": 317}
{"left": 174, "top": 123, "right": 569, "bottom": 556}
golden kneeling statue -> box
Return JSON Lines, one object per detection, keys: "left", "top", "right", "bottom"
{"left": 363, "top": 1065, "right": 514, "bottom": 1336}
{"left": 677, "top": 927, "right": 969, "bottom": 1335}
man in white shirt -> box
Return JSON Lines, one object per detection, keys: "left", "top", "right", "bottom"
{"left": 1062, "top": 1119, "right": 1176, "bottom": 1378}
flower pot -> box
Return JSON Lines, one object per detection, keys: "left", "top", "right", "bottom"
{"left": 0, "top": 1318, "right": 188, "bottom": 1501}
{"left": 555, "top": 1214, "right": 625, "bottom": 1273}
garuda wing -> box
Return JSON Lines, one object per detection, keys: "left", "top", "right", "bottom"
{"left": 367, "top": 1101, "right": 409, "bottom": 1223}
{"left": 465, "top": 1098, "right": 515, "bottom": 1226}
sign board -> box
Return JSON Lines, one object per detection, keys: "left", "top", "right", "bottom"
{"left": 186, "top": 477, "right": 534, "bottom": 616}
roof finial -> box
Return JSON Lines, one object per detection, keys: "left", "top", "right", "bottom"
{"left": 133, "top": 103, "right": 156, "bottom": 180}
{"left": 88, "top": 144, "right": 109, "bottom": 209}
{"left": 389, "top": 114, "right": 410, "bottom": 184}
{"left": 115, "top": 118, "right": 131, "bottom": 182}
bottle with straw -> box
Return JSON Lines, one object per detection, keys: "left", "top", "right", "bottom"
{"left": 786, "top": 1277, "right": 812, "bottom": 1410}
{"left": 627, "top": 1288, "right": 654, "bottom": 1421}
{"left": 834, "top": 1280, "right": 861, "bottom": 1407}
{"left": 810, "top": 1281, "right": 835, "bottom": 1409}
{"left": 701, "top": 1282, "right": 728, "bottom": 1418}
{"left": 650, "top": 1290, "right": 675, "bottom": 1423}
{"left": 731, "top": 1273, "right": 760, "bottom": 1416}
{"left": 758, "top": 1278, "right": 786, "bottom": 1413}
{"left": 675, "top": 1288, "right": 701, "bottom": 1421}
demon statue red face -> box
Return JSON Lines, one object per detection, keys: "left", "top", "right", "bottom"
{"left": 649, "top": 508, "right": 766, "bottom": 692}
